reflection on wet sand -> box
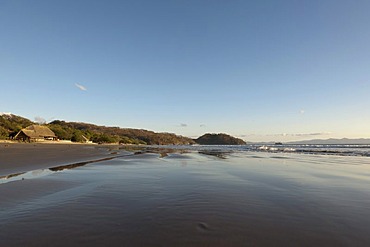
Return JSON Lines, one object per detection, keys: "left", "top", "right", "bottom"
{"left": 49, "top": 157, "right": 117, "bottom": 172}
{"left": 1, "top": 146, "right": 370, "bottom": 246}
{"left": 0, "top": 147, "right": 189, "bottom": 184}
{"left": 1, "top": 154, "right": 130, "bottom": 184}
{"left": 0, "top": 172, "right": 25, "bottom": 180}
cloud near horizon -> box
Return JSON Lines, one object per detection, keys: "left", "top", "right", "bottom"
{"left": 287, "top": 132, "right": 331, "bottom": 136}
{"left": 0, "top": 112, "right": 12, "bottom": 115}
{"left": 271, "top": 132, "right": 331, "bottom": 137}
{"left": 34, "top": 116, "right": 46, "bottom": 124}
{"left": 240, "top": 132, "right": 331, "bottom": 137}
{"left": 75, "top": 83, "right": 87, "bottom": 91}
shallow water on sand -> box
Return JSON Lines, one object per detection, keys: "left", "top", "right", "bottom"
{"left": 1, "top": 148, "right": 370, "bottom": 246}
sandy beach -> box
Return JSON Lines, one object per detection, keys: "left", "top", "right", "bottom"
{"left": 1, "top": 146, "right": 370, "bottom": 246}
{"left": 0, "top": 142, "right": 119, "bottom": 177}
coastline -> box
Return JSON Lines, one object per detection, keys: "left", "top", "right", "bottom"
{"left": 0, "top": 142, "right": 119, "bottom": 177}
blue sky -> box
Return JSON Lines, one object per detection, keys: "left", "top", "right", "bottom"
{"left": 1, "top": 0, "right": 370, "bottom": 142}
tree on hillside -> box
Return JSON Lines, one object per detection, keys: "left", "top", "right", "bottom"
{"left": 71, "top": 130, "right": 85, "bottom": 143}
{"left": 48, "top": 124, "right": 73, "bottom": 140}
{"left": 0, "top": 126, "right": 8, "bottom": 139}
{"left": 91, "top": 133, "right": 119, "bottom": 144}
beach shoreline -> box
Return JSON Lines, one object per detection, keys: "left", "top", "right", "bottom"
{"left": 0, "top": 142, "right": 119, "bottom": 177}
{"left": 1, "top": 145, "right": 370, "bottom": 246}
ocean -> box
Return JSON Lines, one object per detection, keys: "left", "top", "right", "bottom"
{"left": 166, "top": 143, "right": 370, "bottom": 157}
{"left": 1, "top": 145, "right": 370, "bottom": 246}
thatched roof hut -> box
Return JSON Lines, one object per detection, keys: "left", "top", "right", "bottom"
{"left": 15, "top": 125, "right": 57, "bottom": 142}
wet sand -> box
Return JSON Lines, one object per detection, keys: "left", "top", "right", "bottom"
{"left": 1, "top": 148, "right": 370, "bottom": 246}
{"left": 0, "top": 143, "right": 119, "bottom": 176}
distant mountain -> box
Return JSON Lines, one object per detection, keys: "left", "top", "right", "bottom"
{"left": 195, "top": 133, "right": 246, "bottom": 145}
{"left": 287, "top": 138, "right": 370, "bottom": 145}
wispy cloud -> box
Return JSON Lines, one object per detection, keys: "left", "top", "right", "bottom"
{"left": 300, "top": 109, "right": 305, "bottom": 114}
{"left": 240, "top": 132, "right": 331, "bottom": 137}
{"left": 296, "top": 132, "right": 331, "bottom": 136}
{"left": 75, "top": 83, "right": 87, "bottom": 91}
{"left": 34, "top": 116, "right": 46, "bottom": 124}
{"left": 273, "top": 132, "right": 331, "bottom": 137}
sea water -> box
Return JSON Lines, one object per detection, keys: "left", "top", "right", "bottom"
{"left": 1, "top": 146, "right": 370, "bottom": 246}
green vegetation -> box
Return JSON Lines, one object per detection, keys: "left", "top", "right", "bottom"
{"left": 0, "top": 126, "right": 8, "bottom": 139}
{"left": 1, "top": 114, "right": 245, "bottom": 145}
{"left": 48, "top": 120, "right": 195, "bottom": 145}
{"left": 0, "top": 114, "right": 34, "bottom": 139}
{"left": 195, "top": 133, "right": 246, "bottom": 145}
{"left": 90, "top": 133, "right": 118, "bottom": 144}
{"left": 0, "top": 114, "right": 195, "bottom": 144}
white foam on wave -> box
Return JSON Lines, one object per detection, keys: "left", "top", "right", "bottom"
{"left": 258, "top": 146, "right": 279, "bottom": 151}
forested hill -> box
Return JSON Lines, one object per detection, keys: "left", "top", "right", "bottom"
{"left": 0, "top": 113, "right": 194, "bottom": 145}
{"left": 48, "top": 120, "right": 195, "bottom": 145}
{"left": 195, "top": 133, "right": 246, "bottom": 145}
{"left": 1, "top": 114, "right": 246, "bottom": 145}
{"left": 0, "top": 113, "right": 34, "bottom": 138}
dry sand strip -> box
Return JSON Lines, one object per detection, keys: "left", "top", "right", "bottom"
{"left": 0, "top": 143, "right": 120, "bottom": 177}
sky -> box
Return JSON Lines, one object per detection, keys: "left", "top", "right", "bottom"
{"left": 1, "top": 0, "right": 370, "bottom": 142}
